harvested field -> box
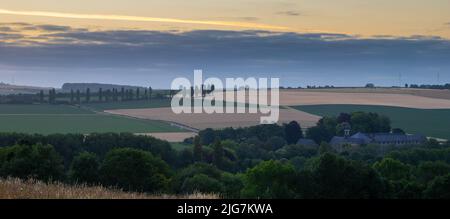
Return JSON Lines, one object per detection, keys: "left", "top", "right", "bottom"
{"left": 279, "top": 91, "right": 450, "bottom": 109}
{"left": 137, "top": 132, "right": 197, "bottom": 142}
{"left": 106, "top": 107, "right": 321, "bottom": 130}
{"left": 211, "top": 90, "right": 450, "bottom": 109}
{"left": 285, "top": 88, "right": 450, "bottom": 100}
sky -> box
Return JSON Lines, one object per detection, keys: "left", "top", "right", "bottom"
{"left": 0, "top": 0, "right": 450, "bottom": 88}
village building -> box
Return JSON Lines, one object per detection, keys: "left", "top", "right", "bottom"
{"left": 329, "top": 122, "right": 427, "bottom": 152}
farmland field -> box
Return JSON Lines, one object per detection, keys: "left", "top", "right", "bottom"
{"left": 212, "top": 89, "right": 450, "bottom": 109}
{"left": 0, "top": 104, "right": 182, "bottom": 134}
{"left": 105, "top": 107, "right": 321, "bottom": 130}
{"left": 277, "top": 90, "right": 450, "bottom": 109}
{"left": 0, "top": 104, "right": 93, "bottom": 114}
{"left": 285, "top": 88, "right": 450, "bottom": 100}
{"left": 83, "top": 99, "right": 171, "bottom": 111}
{"left": 293, "top": 104, "right": 450, "bottom": 140}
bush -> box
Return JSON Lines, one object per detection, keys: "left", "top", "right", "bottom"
{"left": 221, "top": 173, "right": 244, "bottom": 198}
{"left": 312, "top": 153, "right": 385, "bottom": 198}
{"left": 241, "top": 160, "right": 297, "bottom": 198}
{"left": 373, "top": 158, "right": 411, "bottom": 181}
{"left": 265, "top": 136, "right": 286, "bottom": 151}
{"left": 69, "top": 152, "right": 99, "bottom": 184}
{"left": 100, "top": 148, "right": 171, "bottom": 192}
{"left": 284, "top": 121, "right": 303, "bottom": 145}
{"left": 415, "top": 161, "right": 450, "bottom": 184}
{"left": 423, "top": 174, "right": 450, "bottom": 199}
{"left": 172, "top": 163, "right": 222, "bottom": 193}
{"left": 181, "top": 174, "right": 223, "bottom": 194}
{"left": 0, "top": 143, "right": 64, "bottom": 182}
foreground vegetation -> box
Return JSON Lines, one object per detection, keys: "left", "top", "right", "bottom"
{"left": 0, "top": 178, "right": 217, "bottom": 199}
{"left": 0, "top": 112, "right": 449, "bottom": 198}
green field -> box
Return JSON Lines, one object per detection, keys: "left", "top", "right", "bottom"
{"left": 83, "top": 99, "right": 255, "bottom": 111}
{"left": 83, "top": 99, "right": 171, "bottom": 111}
{"left": 293, "top": 104, "right": 450, "bottom": 140}
{"left": 0, "top": 104, "right": 93, "bottom": 114}
{"left": 0, "top": 104, "right": 182, "bottom": 134}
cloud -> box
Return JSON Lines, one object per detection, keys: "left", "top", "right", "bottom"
{"left": 226, "top": 16, "right": 260, "bottom": 21}
{"left": 238, "top": 17, "right": 260, "bottom": 21}
{"left": 0, "top": 22, "right": 30, "bottom": 26}
{"left": 0, "top": 8, "right": 288, "bottom": 31}
{"left": 0, "top": 25, "right": 450, "bottom": 66}
{"left": 0, "top": 33, "right": 23, "bottom": 40}
{"left": 22, "top": 24, "right": 73, "bottom": 32}
{"left": 276, "top": 11, "right": 302, "bottom": 16}
{"left": 0, "top": 26, "right": 14, "bottom": 32}
{"left": 0, "top": 23, "right": 449, "bottom": 87}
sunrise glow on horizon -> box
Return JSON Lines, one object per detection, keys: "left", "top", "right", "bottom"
{"left": 0, "top": 0, "right": 449, "bottom": 38}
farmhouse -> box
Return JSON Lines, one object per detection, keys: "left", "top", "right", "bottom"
{"left": 330, "top": 132, "right": 427, "bottom": 148}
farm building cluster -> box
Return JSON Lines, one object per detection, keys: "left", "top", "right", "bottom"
{"left": 297, "top": 126, "right": 427, "bottom": 151}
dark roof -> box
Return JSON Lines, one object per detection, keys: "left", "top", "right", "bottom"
{"left": 297, "top": 138, "right": 318, "bottom": 147}
{"left": 330, "top": 136, "right": 366, "bottom": 146}
{"left": 371, "top": 133, "right": 426, "bottom": 143}
{"left": 350, "top": 132, "right": 371, "bottom": 144}
{"left": 330, "top": 132, "right": 426, "bottom": 146}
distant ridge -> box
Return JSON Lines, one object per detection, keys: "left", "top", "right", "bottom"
{"left": 61, "top": 83, "right": 146, "bottom": 91}
{"left": 0, "top": 82, "right": 52, "bottom": 95}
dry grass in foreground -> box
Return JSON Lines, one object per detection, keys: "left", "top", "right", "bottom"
{"left": 0, "top": 178, "right": 218, "bottom": 199}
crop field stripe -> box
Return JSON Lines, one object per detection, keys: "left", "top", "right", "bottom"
{"left": 0, "top": 114, "right": 96, "bottom": 116}
{"left": 0, "top": 104, "right": 94, "bottom": 114}
{"left": 83, "top": 99, "right": 172, "bottom": 111}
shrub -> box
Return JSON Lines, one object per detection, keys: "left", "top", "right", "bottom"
{"left": 241, "top": 160, "right": 297, "bottom": 198}
{"left": 69, "top": 152, "right": 99, "bottom": 184}
{"left": 100, "top": 148, "right": 171, "bottom": 192}
{"left": 0, "top": 143, "right": 64, "bottom": 182}
{"left": 423, "top": 174, "right": 450, "bottom": 199}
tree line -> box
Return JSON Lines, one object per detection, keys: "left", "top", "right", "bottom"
{"left": 41, "top": 84, "right": 216, "bottom": 104}
{"left": 197, "top": 111, "right": 392, "bottom": 146}
{"left": 43, "top": 87, "right": 160, "bottom": 104}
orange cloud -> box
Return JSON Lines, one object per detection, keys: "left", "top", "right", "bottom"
{"left": 0, "top": 8, "right": 289, "bottom": 31}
